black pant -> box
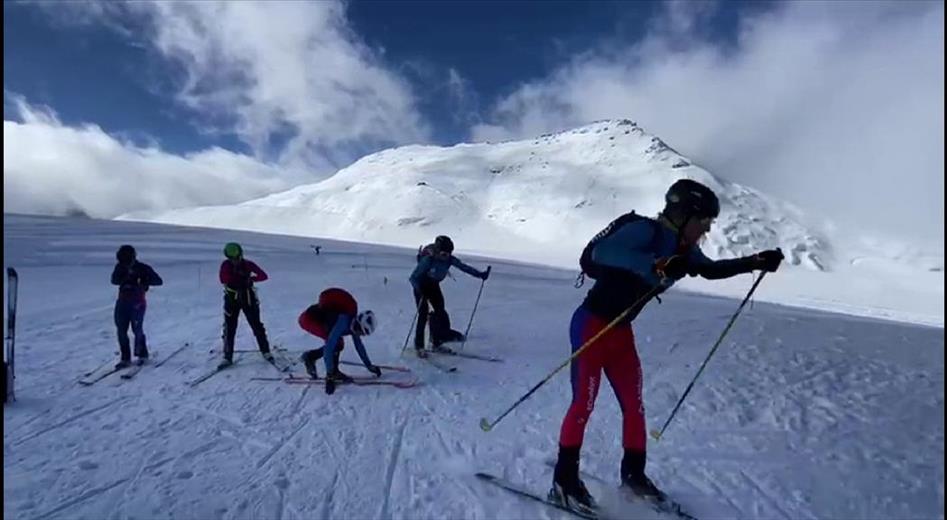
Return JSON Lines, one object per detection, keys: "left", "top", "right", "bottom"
{"left": 413, "top": 281, "right": 455, "bottom": 348}
{"left": 222, "top": 290, "right": 270, "bottom": 360}
{"left": 115, "top": 299, "right": 147, "bottom": 361}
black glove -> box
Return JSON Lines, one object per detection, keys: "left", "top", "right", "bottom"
{"left": 480, "top": 266, "right": 491, "bottom": 280}
{"left": 325, "top": 378, "right": 336, "bottom": 395}
{"left": 754, "top": 249, "right": 784, "bottom": 272}
{"left": 655, "top": 255, "right": 689, "bottom": 281}
{"left": 367, "top": 365, "right": 382, "bottom": 377}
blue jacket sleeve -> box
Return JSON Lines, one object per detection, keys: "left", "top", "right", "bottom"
{"left": 687, "top": 248, "right": 757, "bottom": 280}
{"left": 409, "top": 256, "right": 432, "bottom": 288}
{"left": 351, "top": 335, "right": 373, "bottom": 368}
{"left": 589, "top": 220, "right": 662, "bottom": 285}
{"left": 322, "top": 315, "right": 352, "bottom": 374}
{"left": 450, "top": 256, "right": 483, "bottom": 278}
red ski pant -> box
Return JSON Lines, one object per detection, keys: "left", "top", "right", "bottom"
{"left": 559, "top": 305, "right": 646, "bottom": 451}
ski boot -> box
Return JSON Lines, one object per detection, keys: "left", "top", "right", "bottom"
{"left": 115, "top": 359, "right": 132, "bottom": 370}
{"left": 431, "top": 343, "right": 455, "bottom": 354}
{"left": 620, "top": 450, "right": 667, "bottom": 502}
{"left": 549, "top": 446, "right": 597, "bottom": 516}
{"left": 301, "top": 351, "right": 319, "bottom": 379}
{"left": 217, "top": 357, "right": 233, "bottom": 370}
{"left": 324, "top": 369, "right": 353, "bottom": 395}
{"left": 414, "top": 346, "right": 429, "bottom": 358}
{"left": 327, "top": 369, "right": 353, "bottom": 384}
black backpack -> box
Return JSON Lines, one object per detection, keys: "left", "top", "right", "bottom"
{"left": 577, "top": 211, "right": 660, "bottom": 287}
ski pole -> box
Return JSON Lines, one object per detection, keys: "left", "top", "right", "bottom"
{"left": 459, "top": 266, "right": 490, "bottom": 352}
{"left": 650, "top": 271, "right": 768, "bottom": 441}
{"left": 480, "top": 284, "right": 663, "bottom": 432}
{"left": 400, "top": 294, "right": 425, "bottom": 356}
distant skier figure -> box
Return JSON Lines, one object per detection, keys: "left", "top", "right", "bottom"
{"left": 409, "top": 235, "right": 490, "bottom": 357}
{"left": 218, "top": 242, "right": 271, "bottom": 368}
{"left": 298, "top": 288, "right": 380, "bottom": 395}
{"left": 550, "top": 179, "right": 784, "bottom": 514}
{"left": 110, "top": 245, "right": 163, "bottom": 369}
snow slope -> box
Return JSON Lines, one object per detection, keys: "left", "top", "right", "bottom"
{"left": 4, "top": 214, "right": 944, "bottom": 520}
{"left": 120, "top": 120, "right": 943, "bottom": 326}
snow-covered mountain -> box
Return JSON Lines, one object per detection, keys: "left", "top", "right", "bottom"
{"left": 124, "top": 120, "right": 826, "bottom": 269}
{"left": 122, "top": 120, "right": 943, "bottom": 326}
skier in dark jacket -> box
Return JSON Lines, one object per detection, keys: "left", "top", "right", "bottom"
{"left": 298, "top": 288, "right": 380, "bottom": 395}
{"left": 408, "top": 235, "right": 490, "bottom": 357}
{"left": 550, "top": 179, "right": 784, "bottom": 514}
{"left": 111, "top": 245, "right": 163, "bottom": 368}
{"left": 218, "top": 242, "right": 271, "bottom": 368}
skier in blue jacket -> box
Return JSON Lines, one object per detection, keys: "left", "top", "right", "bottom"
{"left": 409, "top": 235, "right": 490, "bottom": 357}
{"left": 550, "top": 179, "right": 784, "bottom": 514}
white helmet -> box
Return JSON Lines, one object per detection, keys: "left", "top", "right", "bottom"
{"left": 352, "top": 310, "right": 377, "bottom": 336}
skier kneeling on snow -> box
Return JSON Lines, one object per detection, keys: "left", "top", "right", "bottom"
{"left": 218, "top": 242, "right": 272, "bottom": 368}
{"left": 409, "top": 235, "right": 490, "bottom": 357}
{"left": 111, "top": 245, "right": 163, "bottom": 369}
{"left": 299, "top": 288, "right": 380, "bottom": 395}
{"left": 550, "top": 179, "right": 784, "bottom": 514}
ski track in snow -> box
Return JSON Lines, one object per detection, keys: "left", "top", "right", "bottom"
{"left": 3, "top": 215, "right": 944, "bottom": 520}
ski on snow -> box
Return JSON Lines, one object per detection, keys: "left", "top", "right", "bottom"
{"left": 153, "top": 342, "right": 191, "bottom": 368}
{"left": 120, "top": 351, "right": 158, "bottom": 379}
{"left": 188, "top": 357, "right": 241, "bottom": 387}
{"left": 78, "top": 363, "right": 129, "bottom": 386}
{"left": 475, "top": 472, "right": 598, "bottom": 520}
{"left": 251, "top": 373, "right": 419, "bottom": 389}
{"left": 430, "top": 346, "right": 503, "bottom": 363}
{"left": 541, "top": 459, "right": 698, "bottom": 520}
{"left": 79, "top": 342, "right": 191, "bottom": 385}
{"left": 477, "top": 465, "right": 698, "bottom": 520}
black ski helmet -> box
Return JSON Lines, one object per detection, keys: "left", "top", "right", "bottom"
{"left": 116, "top": 244, "right": 136, "bottom": 264}
{"left": 664, "top": 179, "right": 720, "bottom": 220}
{"left": 434, "top": 235, "right": 454, "bottom": 254}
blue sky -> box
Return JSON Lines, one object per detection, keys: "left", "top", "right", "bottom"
{"left": 4, "top": 1, "right": 772, "bottom": 154}
{"left": 3, "top": 1, "right": 944, "bottom": 243}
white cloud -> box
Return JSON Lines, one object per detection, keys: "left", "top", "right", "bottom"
{"left": 3, "top": 95, "right": 300, "bottom": 219}
{"left": 133, "top": 1, "right": 429, "bottom": 165}
{"left": 36, "top": 0, "right": 430, "bottom": 171}
{"left": 472, "top": 1, "right": 945, "bottom": 244}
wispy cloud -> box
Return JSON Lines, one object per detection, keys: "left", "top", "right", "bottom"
{"left": 36, "top": 0, "right": 430, "bottom": 172}
{"left": 4, "top": 94, "right": 299, "bottom": 218}
{"left": 472, "top": 1, "right": 945, "bottom": 244}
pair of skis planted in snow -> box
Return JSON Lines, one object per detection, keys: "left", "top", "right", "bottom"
{"left": 78, "top": 342, "right": 192, "bottom": 386}
{"left": 414, "top": 343, "right": 504, "bottom": 373}
{"left": 477, "top": 462, "right": 697, "bottom": 520}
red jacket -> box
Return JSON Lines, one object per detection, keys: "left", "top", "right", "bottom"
{"left": 298, "top": 288, "right": 358, "bottom": 337}
{"left": 219, "top": 259, "right": 268, "bottom": 291}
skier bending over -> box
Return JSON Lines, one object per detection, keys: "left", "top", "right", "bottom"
{"left": 299, "top": 287, "right": 379, "bottom": 395}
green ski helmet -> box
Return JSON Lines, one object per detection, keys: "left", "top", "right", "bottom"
{"left": 223, "top": 242, "right": 243, "bottom": 260}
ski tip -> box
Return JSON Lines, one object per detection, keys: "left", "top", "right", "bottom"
{"left": 479, "top": 418, "right": 493, "bottom": 432}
